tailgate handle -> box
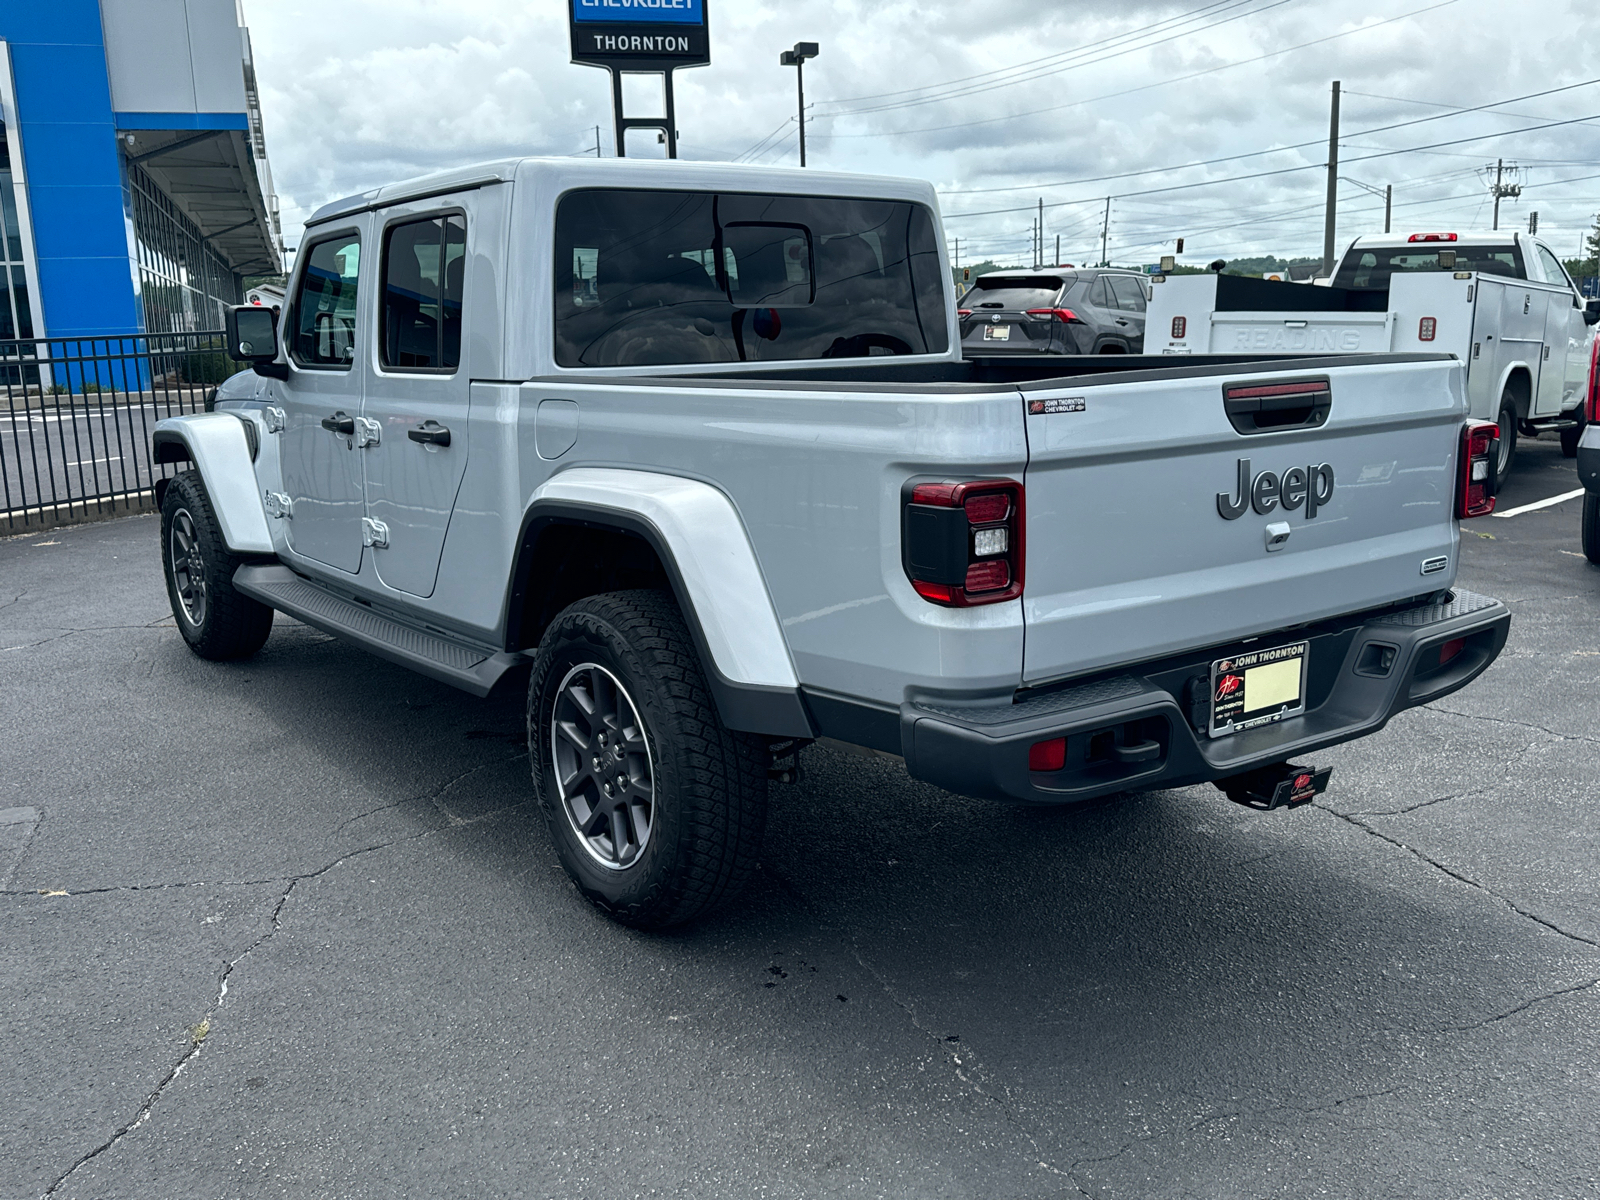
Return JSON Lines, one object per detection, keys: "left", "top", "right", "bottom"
{"left": 1223, "top": 378, "right": 1331, "bottom": 435}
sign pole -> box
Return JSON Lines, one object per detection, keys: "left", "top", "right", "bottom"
{"left": 570, "top": 0, "right": 709, "bottom": 159}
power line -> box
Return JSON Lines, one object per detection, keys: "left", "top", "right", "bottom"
{"left": 818, "top": 0, "right": 1295, "bottom": 119}
{"left": 811, "top": 0, "right": 1461, "bottom": 143}
{"left": 822, "top": 0, "right": 1244, "bottom": 107}
{"left": 939, "top": 107, "right": 1600, "bottom": 221}
{"left": 939, "top": 76, "right": 1600, "bottom": 197}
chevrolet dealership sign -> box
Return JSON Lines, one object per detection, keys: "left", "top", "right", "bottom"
{"left": 570, "top": 0, "right": 710, "bottom": 65}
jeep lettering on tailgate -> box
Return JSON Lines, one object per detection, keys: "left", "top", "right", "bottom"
{"left": 1217, "top": 458, "right": 1335, "bottom": 520}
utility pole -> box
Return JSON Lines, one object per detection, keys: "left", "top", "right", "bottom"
{"left": 780, "top": 42, "right": 819, "bottom": 167}
{"left": 1100, "top": 196, "right": 1111, "bottom": 267}
{"left": 953, "top": 237, "right": 959, "bottom": 273}
{"left": 1038, "top": 198, "right": 1044, "bottom": 269}
{"left": 1322, "top": 79, "right": 1340, "bottom": 276}
{"left": 1489, "top": 159, "right": 1521, "bottom": 230}
{"left": 1055, "top": 234, "right": 1060, "bottom": 267}
{"left": 1384, "top": 184, "right": 1391, "bottom": 234}
{"left": 595, "top": 125, "right": 601, "bottom": 158}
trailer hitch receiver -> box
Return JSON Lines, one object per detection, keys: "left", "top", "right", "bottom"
{"left": 1216, "top": 762, "right": 1332, "bottom": 811}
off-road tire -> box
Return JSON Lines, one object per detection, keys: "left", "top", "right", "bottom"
{"left": 1495, "top": 391, "right": 1519, "bottom": 486}
{"left": 160, "top": 470, "right": 274, "bottom": 660}
{"left": 527, "top": 590, "right": 769, "bottom": 929}
{"left": 1583, "top": 492, "right": 1600, "bottom": 565}
{"left": 1562, "top": 423, "right": 1582, "bottom": 458}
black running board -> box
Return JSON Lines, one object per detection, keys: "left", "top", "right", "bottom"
{"left": 233, "top": 563, "right": 522, "bottom": 697}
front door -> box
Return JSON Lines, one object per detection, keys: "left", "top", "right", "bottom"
{"left": 279, "top": 227, "right": 367, "bottom": 573}
{"left": 361, "top": 208, "right": 472, "bottom": 598}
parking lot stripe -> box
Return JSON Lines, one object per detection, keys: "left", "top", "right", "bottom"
{"left": 1492, "top": 487, "right": 1585, "bottom": 518}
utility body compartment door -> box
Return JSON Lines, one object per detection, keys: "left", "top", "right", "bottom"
{"left": 1018, "top": 358, "right": 1463, "bottom": 686}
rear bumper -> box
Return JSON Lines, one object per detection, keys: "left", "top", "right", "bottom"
{"left": 1577, "top": 423, "right": 1600, "bottom": 491}
{"left": 900, "top": 589, "right": 1510, "bottom": 804}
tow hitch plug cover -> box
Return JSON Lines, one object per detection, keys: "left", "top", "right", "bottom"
{"left": 1217, "top": 762, "right": 1332, "bottom": 811}
{"left": 1264, "top": 521, "right": 1292, "bottom": 552}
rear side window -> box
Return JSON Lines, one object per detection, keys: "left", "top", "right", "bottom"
{"left": 1086, "top": 276, "right": 1114, "bottom": 308}
{"left": 1333, "top": 244, "right": 1523, "bottom": 290}
{"left": 380, "top": 214, "right": 467, "bottom": 371}
{"left": 959, "top": 276, "right": 1065, "bottom": 311}
{"left": 553, "top": 188, "right": 949, "bottom": 367}
{"left": 290, "top": 235, "right": 360, "bottom": 368}
{"left": 1109, "top": 275, "right": 1147, "bottom": 313}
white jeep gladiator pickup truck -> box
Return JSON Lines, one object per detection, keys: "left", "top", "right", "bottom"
{"left": 1147, "top": 231, "right": 1600, "bottom": 482}
{"left": 152, "top": 159, "right": 1510, "bottom": 927}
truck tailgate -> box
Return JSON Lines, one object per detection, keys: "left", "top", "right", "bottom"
{"left": 1019, "top": 356, "right": 1462, "bottom": 685}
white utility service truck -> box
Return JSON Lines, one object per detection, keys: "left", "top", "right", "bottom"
{"left": 1147, "top": 232, "right": 1600, "bottom": 480}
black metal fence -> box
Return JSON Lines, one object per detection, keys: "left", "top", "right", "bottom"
{"left": 0, "top": 331, "right": 237, "bottom": 533}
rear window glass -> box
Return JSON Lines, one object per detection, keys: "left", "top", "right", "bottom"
{"left": 554, "top": 188, "right": 949, "bottom": 367}
{"left": 959, "top": 276, "right": 1066, "bottom": 310}
{"left": 1333, "top": 244, "right": 1523, "bottom": 290}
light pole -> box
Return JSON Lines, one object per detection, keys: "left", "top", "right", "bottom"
{"left": 780, "top": 41, "right": 819, "bottom": 167}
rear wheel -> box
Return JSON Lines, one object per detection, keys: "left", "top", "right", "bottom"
{"left": 160, "top": 471, "right": 274, "bottom": 660}
{"left": 1495, "top": 392, "right": 1519, "bottom": 486}
{"left": 1582, "top": 492, "right": 1600, "bottom": 565}
{"left": 1562, "top": 422, "right": 1582, "bottom": 458}
{"left": 527, "top": 590, "right": 769, "bottom": 929}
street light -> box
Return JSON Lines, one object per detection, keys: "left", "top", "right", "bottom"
{"left": 779, "top": 41, "right": 819, "bottom": 167}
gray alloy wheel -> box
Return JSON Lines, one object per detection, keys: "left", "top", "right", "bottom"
{"left": 551, "top": 661, "right": 655, "bottom": 870}
{"left": 168, "top": 506, "right": 209, "bottom": 628}
{"left": 1496, "top": 395, "right": 1518, "bottom": 484}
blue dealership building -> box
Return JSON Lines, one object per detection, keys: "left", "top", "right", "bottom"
{"left": 0, "top": 0, "right": 281, "bottom": 341}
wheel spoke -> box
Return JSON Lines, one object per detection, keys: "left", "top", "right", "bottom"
{"left": 551, "top": 661, "right": 654, "bottom": 873}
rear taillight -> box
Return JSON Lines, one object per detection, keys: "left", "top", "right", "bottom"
{"left": 903, "top": 478, "right": 1024, "bottom": 607}
{"left": 1457, "top": 420, "right": 1500, "bottom": 518}
{"left": 1171, "top": 316, "right": 1186, "bottom": 339}
{"left": 1418, "top": 316, "right": 1437, "bottom": 342}
{"left": 957, "top": 309, "right": 972, "bottom": 317}
{"left": 1585, "top": 334, "right": 1600, "bottom": 423}
{"left": 1025, "top": 308, "right": 1081, "bottom": 323}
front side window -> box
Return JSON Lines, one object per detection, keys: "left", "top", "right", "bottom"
{"left": 381, "top": 214, "right": 467, "bottom": 371}
{"left": 291, "top": 235, "right": 361, "bottom": 367}
{"left": 1535, "top": 245, "right": 1574, "bottom": 291}
{"left": 553, "top": 188, "right": 949, "bottom": 367}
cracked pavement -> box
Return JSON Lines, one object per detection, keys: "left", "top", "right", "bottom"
{"left": 3, "top": 437, "right": 1598, "bottom": 1199}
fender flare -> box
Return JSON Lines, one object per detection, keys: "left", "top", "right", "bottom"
{"left": 507, "top": 468, "right": 813, "bottom": 739}
{"left": 150, "top": 414, "right": 273, "bottom": 555}
{"left": 1491, "top": 361, "right": 1535, "bottom": 420}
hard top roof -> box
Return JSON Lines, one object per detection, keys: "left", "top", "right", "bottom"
{"left": 304, "top": 157, "right": 943, "bottom": 228}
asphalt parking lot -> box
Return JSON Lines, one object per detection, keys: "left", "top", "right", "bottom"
{"left": 3, "top": 435, "right": 1597, "bottom": 1200}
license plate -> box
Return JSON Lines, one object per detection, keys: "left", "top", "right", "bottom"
{"left": 1209, "top": 640, "right": 1309, "bottom": 737}
{"left": 982, "top": 324, "right": 1011, "bottom": 341}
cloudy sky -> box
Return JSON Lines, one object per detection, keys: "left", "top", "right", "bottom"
{"left": 239, "top": 0, "right": 1600, "bottom": 269}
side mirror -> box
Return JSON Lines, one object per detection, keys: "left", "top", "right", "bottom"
{"left": 224, "top": 305, "right": 289, "bottom": 378}
{"left": 1584, "top": 298, "right": 1600, "bottom": 326}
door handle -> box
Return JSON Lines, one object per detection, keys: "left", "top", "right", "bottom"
{"left": 407, "top": 420, "right": 451, "bottom": 447}
{"left": 320, "top": 411, "right": 355, "bottom": 435}
{"left": 1115, "top": 318, "right": 1130, "bottom": 325}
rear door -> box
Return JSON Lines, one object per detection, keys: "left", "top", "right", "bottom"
{"left": 1108, "top": 275, "right": 1148, "bottom": 350}
{"left": 361, "top": 206, "right": 472, "bottom": 598}
{"left": 1019, "top": 358, "right": 1462, "bottom": 684}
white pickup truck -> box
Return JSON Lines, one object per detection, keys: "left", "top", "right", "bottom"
{"left": 150, "top": 159, "right": 1510, "bottom": 927}
{"left": 1147, "top": 232, "right": 1600, "bottom": 481}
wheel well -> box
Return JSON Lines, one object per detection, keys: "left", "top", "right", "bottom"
{"left": 507, "top": 521, "right": 672, "bottom": 652}
{"left": 1503, "top": 368, "right": 1533, "bottom": 419}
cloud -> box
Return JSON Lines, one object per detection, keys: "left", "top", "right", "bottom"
{"left": 242, "top": 0, "right": 1600, "bottom": 265}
